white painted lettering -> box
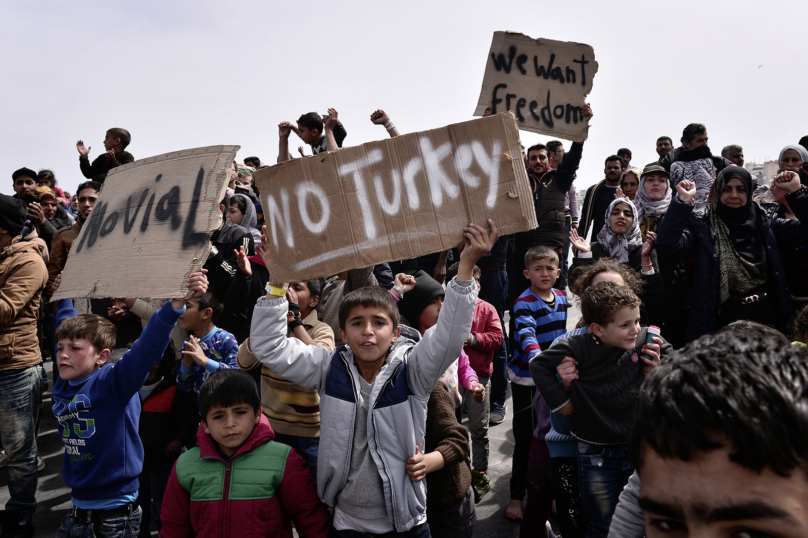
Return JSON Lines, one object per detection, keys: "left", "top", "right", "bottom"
{"left": 454, "top": 143, "right": 480, "bottom": 188}
{"left": 374, "top": 170, "right": 402, "bottom": 215}
{"left": 266, "top": 189, "right": 294, "bottom": 248}
{"left": 419, "top": 137, "right": 458, "bottom": 208}
{"left": 472, "top": 140, "right": 501, "bottom": 208}
{"left": 295, "top": 181, "right": 331, "bottom": 234}
{"left": 338, "top": 149, "right": 384, "bottom": 240}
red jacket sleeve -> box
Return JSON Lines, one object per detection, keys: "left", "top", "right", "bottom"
{"left": 471, "top": 301, "right": 504, "bottom": 352}
{"left": 158, "top": 462, "right": 194, "bottom": 538}
{"left": 277, "top": 449, "right": 331, "bottom": 538}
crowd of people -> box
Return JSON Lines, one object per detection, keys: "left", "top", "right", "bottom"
{"left": 0, "top": 109, "right": 807, "bottom": 538}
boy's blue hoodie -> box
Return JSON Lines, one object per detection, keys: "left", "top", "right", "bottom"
{"left": 52, "top": 299, "right": 182, "bottom": 503}
{"left": 176, "top": 328, "right": 238, "bottom": 394}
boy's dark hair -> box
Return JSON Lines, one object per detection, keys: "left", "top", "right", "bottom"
{"left": 37, "top": 169, "right": 57, "bottom": 186}
{"left": 77, "top": 181, "right": 102, "bottom": 196}
{"left": 524, "top": 245, "right": 558, "bottom": 268}
{"left": 244, "top": 156, "right": 261, "bottom": 167}
{"left": 629, "top": 331, "right": 808, "bottom": 477}
{"left": 306, "top": 278, "right": 325, "bottom": 299}
{"left": 656, "top": 136, "right": 672, "bottom": 145}
{"left": 799, "top": 135, "right": 808, "bottom": 150}
{"left": 445, "top": 262, "right": 480, "bottom": 284}
{"left": 605, "top": 154, "right": 624, "bottom": 168}
{"left": 681, "top": 123, "right": 706, "bottom": 144}
{"left": 55, "top": 314, "right": 117, "bottom": 353}
{"left": 791, "top": 304, "right": 808, "bottom": 343}
{"left": 195, "top": 290, "right": 224, "bottom": 323}
{"left": 617, "top": 147, "right": 632, "bottom": 158}
{"left": 199, "top": 369, "right": 261, "bottom": 422}
{"left": 716, "top": 320, "right": 789, "bottom": 346}
{"left": 569, "top": 258, "right": 644, "bottom": 324}
{"left": 526, "top": 144, "right": 548, "bottom": 158}
{"left": 546, "top": 140, "right": 563, "bottom": 154}
{"left": 580, "top": 281, "right": 641, "bottom": 326}
{"left": 297, "top": 112, "right": 323, "bottom": 133}
{"left": 107, "top": 127, "right": 131, "bottom": 149}
{"left": 339, "top": 285, "right": 400, "bottom": 331}
{"left": 229, "top": 195, "right": 247, "bottom": 216}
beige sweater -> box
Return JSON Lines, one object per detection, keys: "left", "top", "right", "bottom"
{"left": 238, "top": 309, "right": 334, "bottom": 437}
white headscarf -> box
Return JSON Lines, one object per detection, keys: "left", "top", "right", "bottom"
{"left": 634, "top": 171, "right": 672, "bottom": 222}
{"left": 778, "top": 145, "right": 808, "bottom": 168}
{"left": 596, "top": 198, "right": 643, "bottom": 263}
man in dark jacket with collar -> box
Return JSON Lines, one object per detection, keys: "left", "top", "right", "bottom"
{"left": 659, "top": 123, "right": 732, "bottom": 178}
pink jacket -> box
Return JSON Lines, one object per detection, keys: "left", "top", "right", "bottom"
{"left": 464, "top": 299, "right": 505, "bottom": 376}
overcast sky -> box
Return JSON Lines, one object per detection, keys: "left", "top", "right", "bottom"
{"left": 2, "top": 0, "right": 806, "bottom": 199}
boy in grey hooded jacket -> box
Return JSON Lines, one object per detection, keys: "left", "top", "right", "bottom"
{"left": 249, "top": 221, "right": 498, "bottom": 535}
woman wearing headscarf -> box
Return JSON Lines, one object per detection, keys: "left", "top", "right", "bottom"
{"left": 569, "top": 198, "right": 664, "bottom": 327}
{"left": 618, "top": 168, "right": 641, "bottom": 201}
{"left": 778, "top": 144, "right": 808, "bottom": 185}
{"left": 656, "top": 167, "right": 808, "bottom": 342}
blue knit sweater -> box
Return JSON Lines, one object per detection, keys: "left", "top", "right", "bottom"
{"left": 52, "top": 299, "right": 182, "bottom": 502}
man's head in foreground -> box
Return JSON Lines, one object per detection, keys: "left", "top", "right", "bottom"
{"left": 629, "top": 331, "right": 808, "bottom": 537}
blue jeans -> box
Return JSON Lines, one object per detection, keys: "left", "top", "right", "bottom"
{"left": 478, "top": 269, "right": 509, "bottom": 409}
{"left": 57, "top": 505, "right": 142, "bottom": 538}
{"left": 273, "top": 432, "right": 319, "bottom": 484}
{"left": 330, "top": 522, "right": 430, "bottom": 538}
{"left": 558, "top": 217, "right": 572, "bottom": 291}
{"left": 0, "top": 366, "right": 41, "bottom": 523}
{"left": 577, "top": 442, "right": 634, "bottom": 538}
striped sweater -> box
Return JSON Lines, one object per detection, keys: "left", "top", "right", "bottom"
{"left": 507, "top": 288, "right": 568, "bottom": 386}
{"left": 237, "top": 309, "right": 335, "bottom": 437}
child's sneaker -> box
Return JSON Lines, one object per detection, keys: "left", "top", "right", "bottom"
{"left": 471, "top": 469, "right": 491, "bottom": 503}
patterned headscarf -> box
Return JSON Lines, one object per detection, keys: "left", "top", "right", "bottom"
{"left": 670, "top": 145, "right": 715, "bottom": 217}
{"left": 709, "top": 167, "right": 766, "bottom": 306}
{"left": 635, "top": 170, "right": 672, "bottom": 222}
{"left": 596, "top": 198, "right": 643, "bottom": 263}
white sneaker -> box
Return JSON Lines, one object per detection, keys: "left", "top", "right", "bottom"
{"left": 0, "top": 451, "right": 7, "bottom": 468}
{"left": 37, "top": 457, "right": 45, "bottom": 472}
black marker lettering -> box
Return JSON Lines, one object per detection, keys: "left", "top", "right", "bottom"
{"left": 533, "top": 53, "right": 555, "bottom": 79}
{"left": 505, "top": 93, "right": 517, "bottom": 112}
{"left": 123, "top": 189, "right": 149, "bottom": 233}
{"left": 140, "top": 193, "right": 155, "bottom": 232}
{"left": 550, "top": 66, "right": 564, "bottom": 82}
{"left": 553, "top": 104, "right": 564, "bottom": 119}
{"left": 515, "top": 98, "right": 526, "bottom": 122}
{"left": 572, "top": 54, "right": 589, "bottom": 86}
{"left": 490, "top": 46, "right": 517, "bottom": 73}
{"left": 516, "top": 53, "right": 528, "bottom": 75}
{"left": 565, "top": 66, "right": 576, "bottom": 84}
{"left": 76, "top": 201, "right": 106, "bottom": 252}
{"left": 155, "top": 186, "right": 182, "bottom": 230}
{"left": 529, "top": 100, "right": 540, "bottom": 122}
{"left": 182, "top": 167, "right": 208, "bottom": 249}
{"left": 565, "top": 104, "right": 583, "bottom": 124}
{"left": 492, "top": 83, "right": 506, "bottom": 114}
{"left": 541, "top": 91, "right": 554, "bottom": 128}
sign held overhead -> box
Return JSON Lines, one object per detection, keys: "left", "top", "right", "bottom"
{"left": 474, "top": 32, "right": 598, "bottom": 141}
{"left": 254, "top": 113, "right": 537, "bottom": 283}
{"left": 51, "top": 145, "right": 239, "bottom": 300}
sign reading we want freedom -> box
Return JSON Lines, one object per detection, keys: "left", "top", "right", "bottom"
{"left": 474, "top": 32, "right": 598, "bottom": 141}
{"left": 254, "top": 113, "right": 538, "bottom": 283}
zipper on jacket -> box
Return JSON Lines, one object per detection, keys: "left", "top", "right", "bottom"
{"left": 221, "top": 461, "right": 231, "bottom": 533}
{"left": 341, "top": 355, "right": 358, "bottom": 490}
{"left": 371, "top": 362, "right": 403, "bottom": 530}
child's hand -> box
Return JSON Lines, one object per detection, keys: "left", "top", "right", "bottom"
{"left": 569, "top": 228, "right": 591, "bottom": 253}
{"left": 470, "top": 381, "right": 485, "bottom": 403}
{"left": 641, "top": 336, "right": 663, "bottom": 376}
{"left": 187, "top": 270, "right": 209, "bottom": 298}
{"left": 482, "top": 106, "right": 492, "bottom": 117}
{"left": 182, "top": 336, "right": 209, "bottom": 368}
{"left": 105, "top": 148, "right": 116, "bottom": 161}
{"left": 459, "top": 219, "right": 500, "bottom": 274}
{"left": 165, "top": 439, "right": 183, "bottom": 459}
{"left": 370, "top": 109, "right": 390, "bottom": 125}
{"left": 298, "top": 146, "right": 305, "bottom": 158}
{"left": 406, "top": 446, "right": 428, "bottom": 482}
{"left": 557, "top": 400, "right": 575, "bottom": 417}
{"left": 76, "top": 140, "right": 90, "bottom": 157}
{"left": 557, "top": 356, "right": 578, "bottom": 391}
{"left": 323, "top": 108, "right": 339, "bottom": 131}
{"left": 393, "top": 273, "right": 416, "bottom": 294}
{"left": 234, "top": 246, "right": 252, "bottom": 276}
{"left": 278, "top": 122, "right": 292, "bottom": 139}
{"left": 256, "top": 225, "right": 273, "bottom": 271}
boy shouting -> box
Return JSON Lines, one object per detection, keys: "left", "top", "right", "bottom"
{"left": 250, "top": 221, "right": 498, "bottom": 537}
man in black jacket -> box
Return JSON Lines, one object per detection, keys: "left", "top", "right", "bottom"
{"left": 659, "top": 123, "right": 732, "bottom": 178}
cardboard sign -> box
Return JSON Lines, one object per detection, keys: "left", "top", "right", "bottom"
{"left": 52, "top": 145, "right": 239, "bottom": 300}
{"left": 253, "top": 113, "right": 536, "bottom": 283}
{"left": 473, "top": 32, "right": 598, "bottom": 141}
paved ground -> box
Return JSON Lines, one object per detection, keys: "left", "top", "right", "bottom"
{"left": 0, "top": 299, "right": 582, "bottom": 535}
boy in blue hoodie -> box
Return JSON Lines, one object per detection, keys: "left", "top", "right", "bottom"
{"left": 176, "top": 290, "right": 238, "bottom": 396}
{"left": 52, "top": 271, "right": 208, "bottom": 536}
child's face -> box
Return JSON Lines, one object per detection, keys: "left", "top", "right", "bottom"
{"left": 103, "top": 131, "right": 120, "bottom": 151}
{"left": 524, "top": 258, "right": 560, "bottom": 292}
{"left": 594, "top": 305, "right": 641, "bottom": 349}
{"left": 297, "top": 123, "right": 319, "bottom": 144}
{"left": 203, "top": 403, "right": 261, "bottom": 457}
{"left": 417, "top": 296, "right": 444, "bottom": 333}
{"left": 473, "top": 272, "right": 481, "bottom": 292}
{"left": 591, "top": 271, "right": 625, "bottom": 287}
{"left": 178, "top": 298, "right": 211, "bottom": 333}
{"left": 340, "top": 305, "right": 401, "bottom": 365}
{"left": 226, "top": 204, "right": 244, "bottom": 226}
{"left": 56, "top": 338, "right": 109, "bottom": 381}
{"left": 289, "top": 281, "right": 318, "bottom": 319}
